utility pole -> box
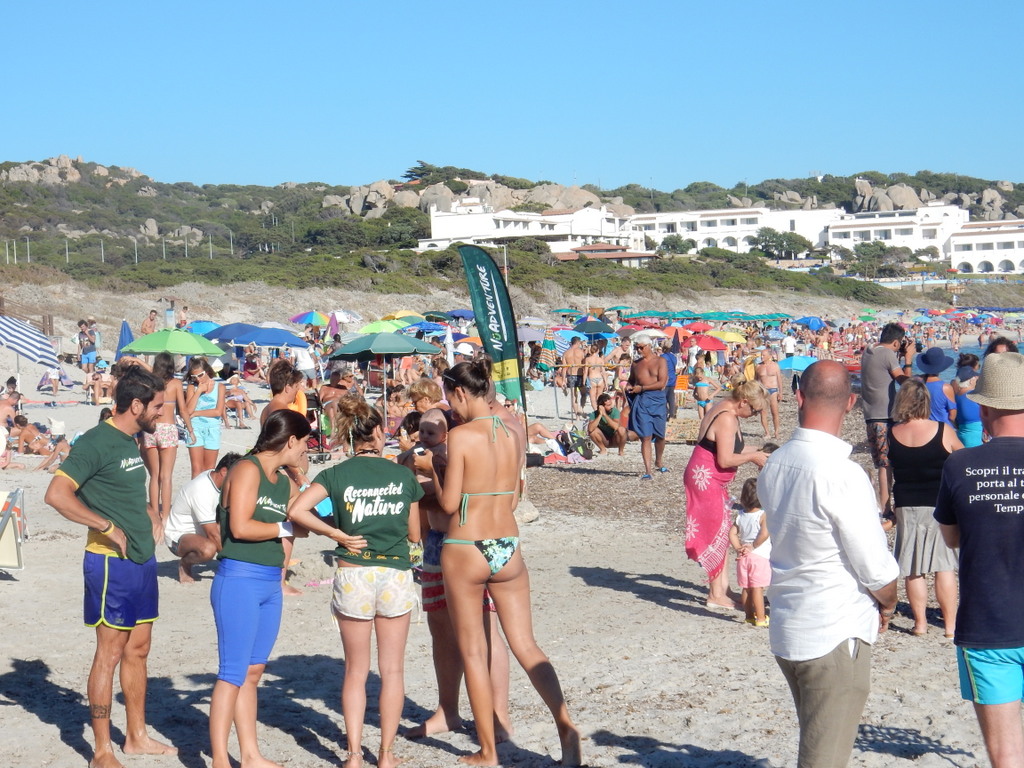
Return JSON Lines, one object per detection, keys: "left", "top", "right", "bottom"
{"left": 100, "top": 239, "right": 105, "bottom": 263}
{"left": 24, "top": 236, "right": 30, "bottom": 263}
{"left": 65, "top": 239, "right": 70, "bottom": 264}
{"left": 209, "top": 234, "right": 213, "bottom": 259}
{"left": 162, "top": 238, "right": 166, "bottom": 260}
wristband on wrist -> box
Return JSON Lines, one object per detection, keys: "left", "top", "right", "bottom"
{"left": 99, "top": 520, "right": 115, "bottom": 536}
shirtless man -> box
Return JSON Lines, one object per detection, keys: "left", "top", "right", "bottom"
{"left": 404, "top": 409, "right": 512, "bottom": 741}
{"left": 140, "top": 309, "right": 158, "bottom": 336}
{"left": 626, "top": 333, "right": 668, "bottom": 478}
{"left": 561, "top": 338, "right": 586, "bottom": 419}
{"left": 755, "top": 349, "right": 784, "bottom": 439}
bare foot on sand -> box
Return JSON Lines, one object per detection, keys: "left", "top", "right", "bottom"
{"left": 406, "top": 711, "right": 465, "bottom": 739}
{"left": 282, "top": 582, "right": 303, "bottom": 596}
{"left": 233, "top": 757, "right": 283, "bottom": 768}
{"left": 494, "top": 713, "right": 514, "bottom": 744}
{"left": 123, "top": 734, "right": 177, "bottom": 756}
{"left": 377, "top": 748, "right": 406, "bottom": 768}
{"left": 89, "top": 747, "right": 125, "bottom": 768}
{"left": 458, "top": 749, "right": 498, "bottom": 766}
{"left": 705, "top": 599, "right": 742, "bottom": 611}
{"left": 559, "top": 724, "right": 583, "bottom": 766}
{"left": 178, "top": 563, "right": 196, "bottom": 584}
{"left": 343, "top": 750, "right": 364, "bottom": 768}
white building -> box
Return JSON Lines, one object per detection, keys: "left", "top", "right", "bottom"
{"left": 417, "top": 197, "right": 1024, "bottom": 273}
{"left": 419, "top": 200, "right": 633, "bottom": 251}
{"left": 825, "top": 203, "right": 967, "bottom": 259}
{"left": 629, "top": 207, "right": 839, "bottom": 252}
{"left": 949, "top": 219, "right": 1024, "bottom": 273}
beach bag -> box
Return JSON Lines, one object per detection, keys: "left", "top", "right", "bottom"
{"left": 556, "top": 429, "right": 593, "bottom": 461}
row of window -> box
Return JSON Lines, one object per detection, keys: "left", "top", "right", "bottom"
{"left": 831, "top": 228, "right": 938, "bottom": 241}
{"left": 953, "top": 241, "right": 1024, "bottom": 252}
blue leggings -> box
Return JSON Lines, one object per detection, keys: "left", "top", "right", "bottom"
{"left": 210, "top": 559, "right": 282, "bottom": 686}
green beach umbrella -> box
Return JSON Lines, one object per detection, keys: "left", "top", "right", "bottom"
{"left": 121, "top": 328, "right": 223, "bottom": 357}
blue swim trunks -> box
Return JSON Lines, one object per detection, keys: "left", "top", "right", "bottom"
{"left": 958, "top": 646, "right": 1024, "bottom": 705}
{"left": 84, "top": 552, "right": 159, "bottom": 629}
{"left": 627, "top": 389, "right": 666, "bottom": 440}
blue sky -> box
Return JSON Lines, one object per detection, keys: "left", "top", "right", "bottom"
{"left": 8, "top": 1, "right": 1023, "bottom": 191}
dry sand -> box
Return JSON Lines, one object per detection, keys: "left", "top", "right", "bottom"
{"left": 0, "top": 281, "right": 985, "bottom": 767}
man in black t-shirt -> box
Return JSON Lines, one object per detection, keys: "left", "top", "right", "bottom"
{"left": 934, "top": 352, "right": 1024, "bottom": 767}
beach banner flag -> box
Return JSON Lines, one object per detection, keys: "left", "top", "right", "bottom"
{"left": 457, "top": 245, "right": 525, "bottom": 409}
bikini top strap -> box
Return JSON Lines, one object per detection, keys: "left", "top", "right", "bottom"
{"left": 471, "top": 414, "right": 510, "bottom": 442}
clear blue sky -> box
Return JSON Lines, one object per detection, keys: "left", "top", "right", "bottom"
{"left": 8, "top": 1, "right": 1023, "bottom": 191}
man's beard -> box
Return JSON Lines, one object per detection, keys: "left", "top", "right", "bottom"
{"left": 137, "top": 411, "right": 159, "bottom": 435}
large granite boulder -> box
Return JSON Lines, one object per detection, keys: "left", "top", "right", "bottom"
{"left": 419, "top": 182, "right": 455, "bottom": 213}
{"left": 392, "top": 189, "right": 421, "bottom": 208}
{"left": 869, "top": 190, "right": 894, "bottom": 211}
{"left": 140, "top": 218, "right": 159, "bottom": 238}
{"left": 886, "top": 183, "right": 922, "bottom": 210}
{"left": 996, "top": 180, "right": 1015, "bottom": 192}
{"left": 322, "top": 194, "right": 346, "bottom": 208}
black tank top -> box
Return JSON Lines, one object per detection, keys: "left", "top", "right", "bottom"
{"left": 698, "top": 410, "right": 744, "bottom": 455}
{"left": 888, "top": 422, "right": 949, "bottom": 508}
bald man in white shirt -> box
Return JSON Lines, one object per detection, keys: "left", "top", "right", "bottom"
{"left": 758, "top": 360, "right": 898, "bottom": 768}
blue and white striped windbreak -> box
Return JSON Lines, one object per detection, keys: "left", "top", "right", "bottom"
{"left": 0, "top": 315, "right": 60, "bottom": 368}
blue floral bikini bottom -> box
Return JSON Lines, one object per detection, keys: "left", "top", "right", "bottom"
{"left": 443, "top": 536, "right": 520, "bottom": 575}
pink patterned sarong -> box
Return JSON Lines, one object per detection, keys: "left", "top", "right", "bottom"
{"left": 683, "top": 443, "right": 736, "bottom": 581}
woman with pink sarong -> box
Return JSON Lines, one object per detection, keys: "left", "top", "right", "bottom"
{"left": 684, "top": 380, "right": 769, "bottom": 609}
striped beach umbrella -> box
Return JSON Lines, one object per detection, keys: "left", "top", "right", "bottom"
{"left": 0, "top": 315, "right": 59, "bottom": 368}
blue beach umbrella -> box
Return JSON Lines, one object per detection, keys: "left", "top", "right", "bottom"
{"left": 778, "top": 355, "right": 818, "bottom": 373}
{"left": 793, "top": 316, "right": 826, "bottom": 331}
{"left": 205, "top": 322, "right": 260, "bottom": 343}
{"left": 115, "top": 320, "right": 134, "bottom": 361}
{"left": 232, "top": 327, "right": 308, "bottom": 348}
{"left": 0, "top": 315, "right": 60, "bottom": 369}
{"left": 185, "top": 320, "right": 221, "bottom": 336}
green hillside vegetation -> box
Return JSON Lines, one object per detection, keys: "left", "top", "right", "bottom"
{"left": 5, "top": 158, "right": 1012, "bottom": 305}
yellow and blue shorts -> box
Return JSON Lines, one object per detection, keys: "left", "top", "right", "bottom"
{"left": 83, "top": 552, "right": 158, "bottom": 630}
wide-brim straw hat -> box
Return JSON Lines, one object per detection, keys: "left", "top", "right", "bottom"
{"left": 968, "top": 352, "right": 1024, "bottom": 410}
{"left": 916, "top": 346, "right": 954, "bottom": 375}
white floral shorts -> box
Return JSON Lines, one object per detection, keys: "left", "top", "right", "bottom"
{"left": 331, "top": 566, "right": 416, "bottom": 620}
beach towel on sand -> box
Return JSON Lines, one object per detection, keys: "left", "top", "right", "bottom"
{"left": 627, "top": 389, "right": 666, "bottom": 439}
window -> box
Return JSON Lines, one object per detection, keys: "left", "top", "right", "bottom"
{"left": 954, "top": 244, "right": 973, "bottom": 252}
{"left": 721, "top": 218, "right": 737, "bottom": 226}
{"left": 999, "top": 241, "right": 1014, "bottom": 249}
{"left": 701, "top": 220, "right": 717, "bottom": 228}
{"left": 684, "top": 222, "right": 697, "bottom": 232}
{"left": 923, "top": 229, "right": 937, "bottom": 239}
{"left": 660, "top": 223, "right": 676, "bottom": 234}
{"left": 896, "top": 228, "right": 913, "bottom": 236}
{"left": 875, "top": 229, "right": 892, "bottom": 240}
{"left": 789, "top": 220, "right": 796, "bottom": 231}
{"left": 978, "top": 243, "right": 994, "bottom": 251}
{"left": 832, "top": 231, "right": 851, "bottom": 239}
{"left": 741, "top": 217, "right": 759, "bottom": 225}
{"left": 855, "top": 230, "right": 871, "bottom": 242}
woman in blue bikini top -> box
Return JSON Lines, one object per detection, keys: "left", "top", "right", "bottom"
{"left": 419, "top": 357, "right": 581, "bottom": 768}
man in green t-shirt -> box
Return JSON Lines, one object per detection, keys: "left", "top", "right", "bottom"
{"left": 44, "top": 366, "right": 178, "bottom": 767}
{"left": 587, "top": 393, "right": 627, "bottom": 455}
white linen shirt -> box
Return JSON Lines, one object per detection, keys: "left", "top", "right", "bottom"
{"left": 759, "top": 427, "right": 899, "bottom": 662}
{"left": 164, "top": 469, "right": 219, "bottom": 548}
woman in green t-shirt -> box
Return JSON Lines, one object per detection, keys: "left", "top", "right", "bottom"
{"left": 289, "top": 397, "right": 421, "bottom": 768}
{"left": 209, "top": 409, "right": 310, "bottom": 768}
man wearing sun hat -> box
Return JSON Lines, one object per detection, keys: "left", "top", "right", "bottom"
{"left": 934, "top": 352, "right": 1024, "bottom": 767}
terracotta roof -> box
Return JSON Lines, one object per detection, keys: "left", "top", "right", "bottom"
{"left": 554, "top": 250, "right": 655, "bottom": 262}
{"left": 572, "top": 243, "right": 627, "bottom": 252}
{"left": 540, "top": 208, "right": 582, "bottom": 216}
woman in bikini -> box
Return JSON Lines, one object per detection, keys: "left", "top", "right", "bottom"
{"left": 584, "top": 343, "right": 606, "bottom": 411}
{"left": 420, "top": 358, "right": 581, "bottom": 767}
{"left": 142, "top": 353, "right": 193, "bottom": 514}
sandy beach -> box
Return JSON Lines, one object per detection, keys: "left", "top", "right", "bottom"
{"left": 0, "top": 328, "right": 990, "bottom": 768}
{"left": 0, "top": 276, "right": 994, "bottom": 767}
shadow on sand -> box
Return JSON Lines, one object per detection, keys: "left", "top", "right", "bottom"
{"left": 590, "top": 728, "right": 775, "bottom": 767}
{"left": 570, "top": 565, "right": 732, "bottom": 620}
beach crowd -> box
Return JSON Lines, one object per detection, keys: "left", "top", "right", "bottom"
{"left": 3, "top": 303, "right": 1024, "bottom": 767}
